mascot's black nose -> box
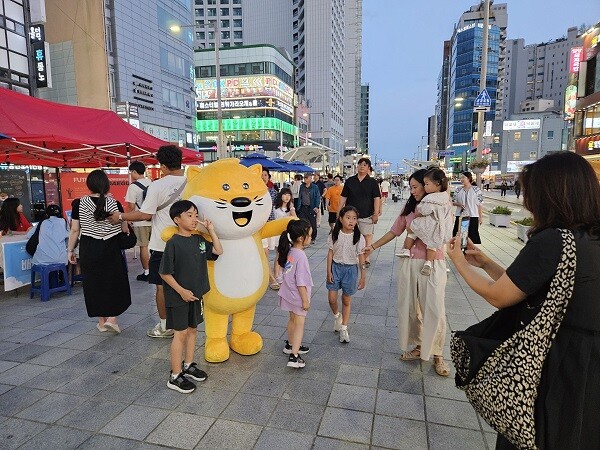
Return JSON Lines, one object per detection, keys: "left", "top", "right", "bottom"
{"left": 231, "top": 197, "right": 251, "bottom": 208}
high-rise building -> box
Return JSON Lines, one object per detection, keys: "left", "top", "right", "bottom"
{"left": 38, "top": 0, "right": 196, "bottom": 147}
{"left": 359, "top": 83, "right": 369, "bottom": 153}
{"left": 193, "top": 0, "right": 361, "bottom": 165}
{"left": 435, "top": 2, "right": 507, "bottom": 171}
{"left": 502, "top": 27, "right": 581, "bottom": 120}
{"left": 343, "top": 0, "right": 362, "bottom": 153}
{"left": 0, "top": 0, "right": 47, "bottom": 95}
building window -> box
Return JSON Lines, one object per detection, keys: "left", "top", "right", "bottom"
{"left": 221, "top": 31, "right": 230, "bottom": 39}
{"left": 233, "top": 0, "right": 241, "bottom": 3}
{"left": 512, "top": 152, "right": 520, "bottom": 160}
{"left": 233, "top": 7, "right": 242, "bottom": 15}
{"left": 195, "top": 0, "right": 203, "bottom": 4}
{"left": 221, "top": 19, "right": 229, "bottom": 28}
{"left": 207, "top": 8, "right": 216, "bottom": 16}
{"left": 547, "top": 130, "right": 554, "bottom": 139}
{"left": 221, "top": 0, "right": 229, "bottom": 3}
{"left": 233, "top": 30, "right": 242, "bottom": 39}
{"left": 195, "top": 8, "right": 204, "bottom": 16}
{"left": 529, "top": 151, "right": 537, "bottom": 159}
{"left": 207, "top": 0, "right": 216, "bottom": 3}
{"left": 220, "top": 8, "right": 229, "bottom": 16}
{"left": 492, "top": 153, "right": 499, "bottom": 162}
{"left": 233, "top": 19, "right": 242, "bottom": 27}
{"left": 196, "top": 31, "right": 205, "bottom": 39}
{"left": 514, "top": 132, "right": 521, "bottom": 141}
{"left": 531, "top": 131, "right": 538, "bottom": 141}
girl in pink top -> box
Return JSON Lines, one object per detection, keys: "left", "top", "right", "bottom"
{"left": 276, "top": 219, "right": 313, "bottom": 369}
{"left": 364, "top": 169, "right": 450, "bottom": 377}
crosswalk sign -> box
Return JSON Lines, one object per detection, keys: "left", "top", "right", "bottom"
{"left": 474, "top": 89, "right": 492, "bottom": 108}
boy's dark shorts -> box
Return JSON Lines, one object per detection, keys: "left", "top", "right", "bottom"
{"left": 148, "top": 250, "right": 163, "bottom": 285}
{"left": 328, "top": 212, "right": 337, "bottom": 224}
{"left": 166, "top": 300, "right": 203, "bottom": 331}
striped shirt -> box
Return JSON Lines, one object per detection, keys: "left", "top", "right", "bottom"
{"left": 74, "top": 196, "right": 122, "bottom": 240}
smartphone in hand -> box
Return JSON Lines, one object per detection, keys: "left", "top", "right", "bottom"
{"left": 460, "top": 216, "right": 470, "bottom": 251}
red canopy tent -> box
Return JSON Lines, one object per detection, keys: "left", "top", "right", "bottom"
{"left": 0, "top": 87, "right": 203, "bottom": 168}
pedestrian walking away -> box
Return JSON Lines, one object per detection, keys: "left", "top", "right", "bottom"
{"left": 324, "top": 175, "right": 344, "bottom": 231}
{"left": 326, "top": 206, "right": 366, "bottom": 344}
{"left": 125, "top": 161, "right": 152, "bottom": 282}
{"left": 514, "top": 178, "right": 521, "bottom": 200}
{"left": 67, "top": 170, "right": 131, "bottom": 334}
{"left": 276, "top": 219, "right": 313, "bottom": 368}
{"left": 365, "top": 168, "right": 450, "bottom": 377}
{"left": 339, "top": 157, "right": 381, "bottom": 266}
{"left": 447, "top": 152, "right": 600, "bottom": 449}
{"left": 160, "top": 200, "right": 222, "bottom": 394}
{"left": 452, "top": 171, "right": 483, "bottom": 244}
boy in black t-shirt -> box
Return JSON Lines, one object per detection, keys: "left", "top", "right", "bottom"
{"left": 160, "top": 200, "right": 223, "bottom": 394}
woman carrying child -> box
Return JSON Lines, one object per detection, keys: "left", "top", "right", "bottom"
{"left": 326, "top": 206, "right": 367, "bottom": 343}
{"left": 398, "top": 168, "right": 453, "bottom": 276}
{"left": 277, "top": 219, "right": 313, "bottom": 368}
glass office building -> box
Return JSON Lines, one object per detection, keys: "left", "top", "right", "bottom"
{"left": 447, "top": 23, "right": 500, "bottom": 155}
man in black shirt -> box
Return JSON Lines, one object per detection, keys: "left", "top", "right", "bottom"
{"left": 339, "top": 157, "right": 381, "bottom": 265}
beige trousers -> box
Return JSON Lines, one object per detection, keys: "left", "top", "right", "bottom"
{"left": 396, "top": 258, "right": 447, "bottom": 361}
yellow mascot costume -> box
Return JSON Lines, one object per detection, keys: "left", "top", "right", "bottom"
{"left": 162, "top": 159, "right": 293, "bottom": 363}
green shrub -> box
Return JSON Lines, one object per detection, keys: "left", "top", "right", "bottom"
{"left": 489, "top": 206, "right": 512, "bottom": 215}
{"left": 515, "top": 217, "right": 533, "bottom": 226}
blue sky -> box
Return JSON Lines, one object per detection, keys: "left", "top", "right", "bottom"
{"left": 362, "top": 0, "right": 600, "bottom": 170}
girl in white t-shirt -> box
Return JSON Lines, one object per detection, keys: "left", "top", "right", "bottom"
{"left": 273, "top": 188, "right": 297, "bottom": 220}
{"left": 326, "top": 206, "right": 366, "bottom": 344}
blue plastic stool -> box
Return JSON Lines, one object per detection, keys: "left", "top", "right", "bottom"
{"left": 30, "top": 264, "right": 72, "bottom": 302}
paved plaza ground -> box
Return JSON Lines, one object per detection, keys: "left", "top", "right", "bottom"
{"left": 0, "top": 196, "right": 524, "bottom": 449}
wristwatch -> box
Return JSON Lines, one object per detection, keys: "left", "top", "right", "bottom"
{"left": 118, "top": 213, "right": 123, "bottom": 222}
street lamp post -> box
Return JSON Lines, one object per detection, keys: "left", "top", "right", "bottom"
{"left": 475, "top": 0, "right": 490, "bottom": 187}
{"left": 171, "top": 16, "right": 226, "bottom": 160}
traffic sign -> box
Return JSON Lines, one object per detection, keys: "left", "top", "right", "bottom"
{"left": 474, "top": 106, "right": 490, "bottom": 112}
{"left": 474, "top": 89, "right": 492, "bottom": 108}
{"left": 438, "top": 151, "right": 455, "bottom": 157}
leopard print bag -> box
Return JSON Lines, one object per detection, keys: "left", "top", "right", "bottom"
{"left": 450, "top": 229, "right": 576, "bottom": 450}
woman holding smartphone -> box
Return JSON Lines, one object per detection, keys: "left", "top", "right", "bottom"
{"left": 452, "top": 172, "right": 483, "bottom": 244}
{"left": 365, "top": 169, "right": 450, "bottom": 377}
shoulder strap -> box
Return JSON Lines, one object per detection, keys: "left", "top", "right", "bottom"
{"left": 132, "top": 181, "right": 148, "bottom": 208}
{"left": 157, "top": 180, "right": 187, "bottom": 212}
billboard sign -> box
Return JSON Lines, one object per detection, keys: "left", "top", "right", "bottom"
{"left": 564, "top": 47, "right": 583, "bottom": 120}
{"left": 195, "top": 75, "right": 294, "bottom": 105}
{"left": 506, "top": 160, "right": 536, "bottom": 173}
{"left": 196, "top": 97, "right": 293, "bottom": 116}
{"left": 503, "top": 119, "right": 541, "bottom": 131}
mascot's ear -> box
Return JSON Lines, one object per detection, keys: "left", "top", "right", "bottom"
{"left": 187, "top": 166, "right": 203, "bottom": 180}
{"left": 249, "top": 164, "right": 262, "bottom": 179}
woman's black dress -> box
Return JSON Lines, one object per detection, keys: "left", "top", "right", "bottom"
{"left": 72, "top": 197, "right": 131, "bottom": 318}
{"left": 496, "top": 229, "right": 600, "bottom": 450}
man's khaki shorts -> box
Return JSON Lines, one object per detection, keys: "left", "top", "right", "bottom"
{"left": 358, "top": 217, "right": 374, "bottom": 236}
{"left": 133, "top": 226, "right": 151, "bottom": 247}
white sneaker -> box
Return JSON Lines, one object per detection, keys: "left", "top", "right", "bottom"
{"left": 333, "top": 313, "right": 342, "bottom": 332}
{"left": 396, "top": 248, "right": 411, "bottom": 258}
{"left": 339, "top": 328, "right": 350, "bottom": 343}
{"left": 147, "top": 323, "right": 174, "bottom": 338}
{"left": 420, "top": 261, "right": 432, "bottom": 276}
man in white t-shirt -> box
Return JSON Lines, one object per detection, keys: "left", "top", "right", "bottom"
{"left": 125, "top": 161, "right": 152, "bottom": 282}
{"left": 110, "top": 145, "right": 186, "bottom": 338}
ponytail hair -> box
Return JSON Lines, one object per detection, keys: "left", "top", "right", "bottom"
{"left": 86, "top": 169, "right": 111, "bottom": 221}
{"left": 332, "top": 206, "right": 361, "bottom": 245}
{"left": 277, "top": 219, "right": 311, "bottom": 268}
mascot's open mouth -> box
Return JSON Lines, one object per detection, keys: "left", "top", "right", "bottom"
{"left": 232, "top": 210, "right": 253, "bottom": 227}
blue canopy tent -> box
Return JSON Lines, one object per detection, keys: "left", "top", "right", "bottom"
{"left": 288, "top": 160, "right": 316, "bottom": 173}
{"left": 239, "top": 152, "right": 284, "bottom": 170}
{"left": 271, "top": 158, "right": 299, "bottom": 172}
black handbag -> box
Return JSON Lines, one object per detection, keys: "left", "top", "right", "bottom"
{"left": 450, "top": 229, "right": 576, "bottom": 450}
{"left": 25, "top": 219, "right": 44, "bottom": 256}
{"left": 117, "top": 223, "right": 137, "bottom": 250}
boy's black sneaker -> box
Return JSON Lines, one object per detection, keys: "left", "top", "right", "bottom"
{"left": 167, "top": 372, "right": 196, "bottom": 394}
{"left": 283, "top": 340, "right": 309, "bottom": 355}
{"left": 182, "top": 362, "right": 207, "bottom": 382}
{"left": 287, "top": 354, "right": 306, "bottom": 369}
{"left": 136, "top": 273, "right": 149, "bottom": 282}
